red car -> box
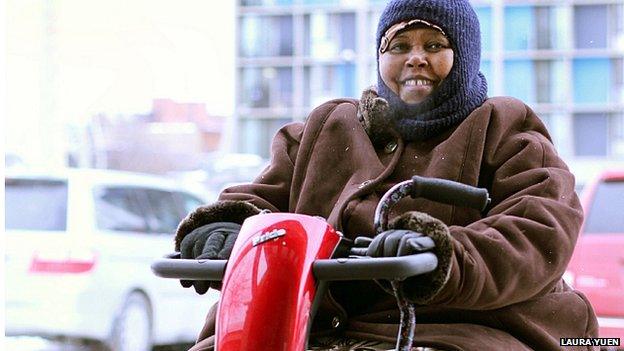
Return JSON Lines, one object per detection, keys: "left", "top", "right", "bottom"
{"left": 566, "top": 169, "right": 624, "bottom": 340}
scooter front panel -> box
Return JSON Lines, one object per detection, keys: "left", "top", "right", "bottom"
{"left": 216, "top": 213, "right": 340, "bottom": 351}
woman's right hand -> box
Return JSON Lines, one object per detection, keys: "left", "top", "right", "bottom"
{"left": 179, "top": 222, "right": 242, "bottom": 294}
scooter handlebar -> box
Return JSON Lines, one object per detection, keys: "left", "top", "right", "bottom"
{"left": 313, "top": 252, "right": 437, "bottom": 281}
{"left": 150, "top": 252, "right": 437, "bottom": 282}
{"left": 410, "top": 175, "right": 490, "bottom": 211}
{"left": 151, "top": 253, "right": 227, "bottom": 281}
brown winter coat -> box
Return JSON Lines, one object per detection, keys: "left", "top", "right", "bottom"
{"left": 176, "top": 92, "right": 598, "bottom": 351}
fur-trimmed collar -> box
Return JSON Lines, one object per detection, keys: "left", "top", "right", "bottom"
{"left": 356, "top": 86, "right": 399, "bottom": 148}
{"left": 356, "top": 84, "right": 486, "bottom": 146}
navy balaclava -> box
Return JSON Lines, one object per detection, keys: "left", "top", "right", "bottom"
{"left": 376, "top": 0, "right": 488, "bottom": 141}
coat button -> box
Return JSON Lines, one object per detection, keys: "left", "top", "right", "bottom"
{"left": 358, "top": 180, "right": 372, "bottom": 189}
{"left": 331, "top": 316, "right": 341, "bottom": 328}
{"left": 384, "top": 141, "right": 397, "bottom": 153}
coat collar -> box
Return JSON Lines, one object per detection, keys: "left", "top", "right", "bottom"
{"left": 356, "top": 86, "right": 399, "bottom": 148}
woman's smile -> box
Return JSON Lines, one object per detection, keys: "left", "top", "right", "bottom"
{"left": 400, "top": 76, "right": 436, "bottom": 96}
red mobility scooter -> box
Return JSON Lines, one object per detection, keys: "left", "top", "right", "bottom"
{"left": 152, "top": 176, "right": 489, "bottom": 351}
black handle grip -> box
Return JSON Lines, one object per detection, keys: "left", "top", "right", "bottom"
{"left": 411, "top": 175, "right": 490, "bottom": 211}
{"left": 313, "top": 252, "right": 437, "bottom": 281}
{"left": 151, "top": 253, "right": 226, "bottom": 281}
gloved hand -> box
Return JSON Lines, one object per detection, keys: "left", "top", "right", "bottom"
{"left": 362, "top": 212, "right": 453, "bottom": 304}
{"left": 365, "top": 229, "right": 435, "bottom": 257}
{"left": 179, "top": 222, "right": 242, "bottom": 294}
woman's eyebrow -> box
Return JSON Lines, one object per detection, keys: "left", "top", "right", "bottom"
{"left": 393, "top": 33, "right": 409, "bottom": 41}
{"left": 425, "top": 31, "right": 448, "bottom": 39}
{"left": 426, "top": 33, "right": 451, "bottom": 44}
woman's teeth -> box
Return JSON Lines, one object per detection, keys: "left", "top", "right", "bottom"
{"left": 404, "top": 79, "right": 432, "bottom": 86}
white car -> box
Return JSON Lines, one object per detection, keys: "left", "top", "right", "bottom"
{"left": 5, "top": 168, "right": 219, "bottom": 351}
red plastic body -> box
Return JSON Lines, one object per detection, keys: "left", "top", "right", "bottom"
{"left": 215, "top": 213, "right": 341, "bottom": 351}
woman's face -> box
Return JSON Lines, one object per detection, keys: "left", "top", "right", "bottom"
{"left": 379, "top": 27, "right": 454, "bottom": 104}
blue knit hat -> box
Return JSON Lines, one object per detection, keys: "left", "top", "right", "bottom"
{"left": 375, "top": 0, "right": 488, "bottom": 141}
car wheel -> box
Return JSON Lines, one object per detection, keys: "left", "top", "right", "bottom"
{"left": 109, "top": 292, "right": 153, "bottom": 351}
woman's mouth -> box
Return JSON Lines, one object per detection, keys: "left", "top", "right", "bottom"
{"left": 399, "top": 78, "right": 436, "bottom": 103}
{"left": 403, "top": 78, "right": 434, "bottom": 87}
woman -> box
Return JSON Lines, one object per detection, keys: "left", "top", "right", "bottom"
{"left": 176, "top": 0, "right": 599, "bottom": 350}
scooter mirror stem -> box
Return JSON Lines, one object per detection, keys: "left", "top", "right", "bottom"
{"left": 374, "top": 176, "right": 491, "bottom": 234}
{"left": 374, "top": 179, "right": 414, "bottom": 233}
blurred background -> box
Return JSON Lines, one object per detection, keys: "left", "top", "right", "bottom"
{"left": 4, "top": 0, "right": 624, "bottom": 350}
{"left": 6, "top": 0, "right": 624, "bottom": 187}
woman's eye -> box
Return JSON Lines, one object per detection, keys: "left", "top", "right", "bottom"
{"left": 389, "top": 43, "right": 409, "bottom": 53}
{"left": 427, "top": 42, "right": 449, "bottom": 51}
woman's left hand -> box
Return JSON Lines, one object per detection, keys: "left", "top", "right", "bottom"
{"left": 366, "top": 229, "right": 435, "bottom": 257}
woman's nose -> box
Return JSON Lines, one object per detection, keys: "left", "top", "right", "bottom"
{"left": 406, "top": 49, "right": 427, "bottom": 68}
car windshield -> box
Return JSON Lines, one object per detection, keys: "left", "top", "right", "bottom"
{"left": 5, "top": 178, "right": 68, "bottom": 231}
{"left": 584, "top": 180, "right": 624, "bottom": 234}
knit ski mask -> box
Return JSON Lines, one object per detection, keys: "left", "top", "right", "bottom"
{"left": 376, "top": 0, "right": 488, "bottom": 141}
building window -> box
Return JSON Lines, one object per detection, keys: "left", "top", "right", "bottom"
{"left": 304, "top": 64, "right": 356, "bottom": 108}
{"left": 302, "top": 0, "right": 339, "bottom": 5}
{"left": 505, "top": 6, "right": 533, "bottom": 51}
{"left": 475, "top": 6, "right": 492, "bottom": 53}
{"left": 503, "top": 59, "right": 565, "bottom": 104}
{"left": 610, "top": 4, "right": 624, "bottom": 49}
{"left": 574, "top": 113, "right": 609, "bottom": 156}
{"left": 304, "top": 12, "right": 356, "bottom": 58}
{"left": 240, "top": 67, "right": 293, "bottom": 108}
{"left": 574, "top": 5, "right": 608, "bottom": 49}
{"left": 573, "top": 58, "right": 622, "bottom": 104}
{"left": 574, "top": 4, "right": 624, "bottom": 49}
{"left": 240, "top": 15, "right": 293, "bottom": 57}
{"left": 574, "top": 113, "right": 624, "bottom": 156}
{"left": 504, "top": 5, "right": 566, "bottom": 51}
{"left": 537, "top": 60, "right": 566, "bottom": 104}
{"left": 613, "top": 58, "right": 624, "bottom": 103}
{"left": 240, "top": 0, "right": 294, "bottom": 7}
{"left": 504, "top": 60, "right": 533, "bottom": 101}
{"left": 535, "top": 6, "right": 552, "bottom": 50}
{"left": 534, "top": 60, "right": 551, "bottom": 103}
{"left": 573, "top": 58, "right": 610, "bottom": 104}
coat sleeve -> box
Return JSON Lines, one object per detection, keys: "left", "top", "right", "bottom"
{"left": 429, "top": 99, "right": 583, "bottom": 310}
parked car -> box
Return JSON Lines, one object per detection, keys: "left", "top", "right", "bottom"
{"left": 566, "top": 169, "right": 624, "bottom": 340}
{"left": 5, "top": 168, "right": 219, "bottom": 351}
{"left": 200, "top": 152, "right": 268, "bottom": 191}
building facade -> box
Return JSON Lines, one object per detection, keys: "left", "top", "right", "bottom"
{"left": 234, "top": 0, "right": 624, "bottom": 177}
{"left": 70, "top": 100, "right": 225, "bottom": 174}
